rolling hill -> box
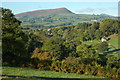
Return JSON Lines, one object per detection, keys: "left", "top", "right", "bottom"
{"left": 15, "top": 8, "right": 115, "bottom": 29}
{"left": 15, "top": 8, "right": 74, "bottom": 17}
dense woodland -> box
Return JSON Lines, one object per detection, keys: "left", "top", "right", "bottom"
{"left": 2, "top": 8, "right": 120, "bottom": 79}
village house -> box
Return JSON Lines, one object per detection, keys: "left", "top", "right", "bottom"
{"left": 101, "top": 36, "right": 108, "bottom": 42}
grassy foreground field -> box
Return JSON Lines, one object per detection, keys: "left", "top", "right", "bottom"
{"left": 1, "top": 66, "right": 105, "bottom": 80}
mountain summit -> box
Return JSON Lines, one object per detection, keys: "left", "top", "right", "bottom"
{"left": 15, "top": 8, "right": 74, "bottom": 17}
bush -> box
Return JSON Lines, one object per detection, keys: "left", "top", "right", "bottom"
{"left": 37, "top": 60, "right": 52, "bottom": 70}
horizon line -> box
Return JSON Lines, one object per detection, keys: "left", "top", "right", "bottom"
{"left": 14, "top": 7, "right": 117, "bottom": 17}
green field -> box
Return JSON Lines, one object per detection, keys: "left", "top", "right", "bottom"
{"left": 108, "top": 36, "right": 118, "bottom": 49}
{"left": 82, "top": 35, "right": 119, "bottom": 54}
{"left": 1, "top": 66, "right": 105, "bottom": 80}
{"left": 82, "top": 40, "right": 101, "bottom": 45}
{"left": 17, "top": 13, "right": 115, "bottom": 29}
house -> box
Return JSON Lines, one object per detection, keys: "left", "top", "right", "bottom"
{"left": 47, "top": 33, "right": 53, "bottom": 37}
{"left": 101, "top": 36, "right": 108, "bottom": 42}
{"left": 47, "top": 29, "right": 51, "bottom": 31}
{"left": 91, "top": 20, "right": 98, "bottom": 22}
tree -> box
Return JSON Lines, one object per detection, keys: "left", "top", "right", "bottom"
{"left": 41, "top": 37, "right": 64, "bottom": 60}
{"left": 77, "top": 23, "right": 91, "bottom": 31}
{"left": 100, "top": 19, "right": 119, "bottom": 36}
{"left": 95, "top": 30, "right": 104, "bottom": 40}
{"left": 2, "top": 8, "right": 29, "bottom": 65}
{"left": 94, "top": 42, "right": 109, "bottom": 53}
{"left": 57, "top": 29, "right": 63, "bottom": 37}
{"left": 63, "top": 40, "right": 81, "bottom": 57}
{"left": 91, "top": 22, "right": 100, "bottom": 30}
{"left": 27, "top": 33, "right": 43, "bottom": 53}
{"left": 76, "top": 44, "right": 89, "bottom": 57}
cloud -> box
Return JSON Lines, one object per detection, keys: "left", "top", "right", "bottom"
{"left": 76, "top": 6, "right": 118, "bottom": 14}
{"left": 76, "top": 8, "right": 95, "bottom": 13}
{"left": 109, "top": 6, "right": 118, "bottom": 11}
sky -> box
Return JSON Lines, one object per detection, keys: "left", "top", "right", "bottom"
{"left": 1, "top": 1, "right": 119, "bottom": 16}
{"left": 2, "top": 0, "right": 119, "bottom": 2}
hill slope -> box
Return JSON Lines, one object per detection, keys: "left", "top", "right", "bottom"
{"left": 15, "top": 8, "right": 115, "bottom": 29}
{"left": 15, "top": 8, "right": 74, "bottom": 17}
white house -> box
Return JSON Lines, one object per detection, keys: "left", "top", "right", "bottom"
{"left": 101, "top": 36, "right": 108, "bottom": 42}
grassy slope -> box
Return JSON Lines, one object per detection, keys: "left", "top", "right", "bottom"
{"left": 82, "top": 40, "right": 100, "bottom": 45}
{"left": 82, "top": 35, "right": 118, "bottom": 47}
{"left": 108, "top": 34, "right": 118, "bottom": 48}
{"left": 82, "top": 34, "right": 119, "bottom": 54}
{"left": 2, "top": 66, "right": 104, "bottom": 79}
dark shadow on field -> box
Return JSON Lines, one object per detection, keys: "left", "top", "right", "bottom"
{"left": 105, "top": 49, "right": 120, "bottom": 54}
{"left": 1, "top": 75, "right": 108, "bottom": 80}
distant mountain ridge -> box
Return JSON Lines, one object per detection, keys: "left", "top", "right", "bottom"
{"left": 15, "top": 8, "right": 74, "bottom": 17}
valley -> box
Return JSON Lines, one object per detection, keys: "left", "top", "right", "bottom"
{"left": 1, "top": 6, "right": 120, "bottom": 79}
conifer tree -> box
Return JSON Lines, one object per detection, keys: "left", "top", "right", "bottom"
{"left": 2, "top": 8, "right": 29, "bottom": 65}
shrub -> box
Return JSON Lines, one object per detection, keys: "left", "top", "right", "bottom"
{"left": 37, "top": 60, "right": 52, "bottom": 70}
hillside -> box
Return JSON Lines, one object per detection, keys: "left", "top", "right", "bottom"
{"left": 15, "top": 8, "right": 74, "bottom": 17}
{"left": 2, "top": 8, "right": 120, "bottom": 79}
{"left": 15, "top": 8, "right": 115, "bottom": 29}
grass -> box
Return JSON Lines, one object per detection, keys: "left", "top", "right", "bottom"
{"left": 108, "top": 36, "right": 118, "bottom": 49}
{"left": 1, "top": 66, "right": 105, "bottom": 80}
{"left": 82, "top": 35, "right": 118, "bottom": 48}
{"left": 107, "top": 35, "right": 119, "bottom": 54}
{"left": 82, "top": 35, "right": 119, "bottom": 55}
{"left": 82, "top": 40, "right": 100, "bottom": 45}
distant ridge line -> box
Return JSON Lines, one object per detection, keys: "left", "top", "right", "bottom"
{"left": 15, "top": 8, "right": 74, "bottom": 17}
